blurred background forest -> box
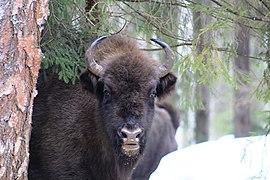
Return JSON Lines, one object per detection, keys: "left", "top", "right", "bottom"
{"left": 40, "top": 0, "right": 270, "bottom": 148}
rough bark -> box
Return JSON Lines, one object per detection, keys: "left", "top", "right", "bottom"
{"left": 233, "top": 24, "right": 251, "bottom": 137}
{"left": 0, "top": 0, "right": 49, "bottom": 179}
{"left": 193, "top": 0, "right": 211, "bottom": 143}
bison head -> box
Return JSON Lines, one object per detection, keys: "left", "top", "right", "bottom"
{"left": 80, "top": 35, "right": 177, "bottom": 161}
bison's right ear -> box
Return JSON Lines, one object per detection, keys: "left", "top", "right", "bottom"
{"left": 80, "top": 71, "right": 99, "bottom": 93}
{"left": 156, "top": 72, "right": 177, "bottom": 99}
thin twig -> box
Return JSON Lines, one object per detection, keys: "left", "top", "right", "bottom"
{"left": 258, "top": 0, "right": 270, "bottom": 10}
{"left": 141, "top": 43, "right": 192, "bottom": 51}
{"left": 244, "top": 0, "right": 266, "bottom": 16}
{"left": 118, "top": 1, "right": 192, "bottom": 42}
{"left": 210, "top": 0, "right": 270, "bottom": 22}
{"left": 118, "top": 0, "right": 188, "bottom": 8}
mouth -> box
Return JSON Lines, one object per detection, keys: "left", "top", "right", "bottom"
{"left": 121, "top": 141, "right": 140, "bottom": 156}
{"left": 117, "top": 125, "right": 143, "bottom": 157}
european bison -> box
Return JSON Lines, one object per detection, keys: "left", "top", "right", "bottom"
{"left": 28, "top": 35, "right": 177, "bottom": 180}
{"left": 132, "top": 102, "right": 180, "bottom": 180}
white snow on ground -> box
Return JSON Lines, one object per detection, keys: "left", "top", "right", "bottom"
{"left": 150, "top": 135, "right": 270, "bottom": 180}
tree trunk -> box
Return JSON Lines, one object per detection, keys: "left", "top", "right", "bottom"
{"left": 233, "top": 24, "right": 251, "bottom": 137}
{"left": 195, "top": 85, "right": 210, "bottom": 143}
{"left": 0, "top": 0, "right": 49, "bottom": 179}
{"left": 193, "top": 0, "right": 211, "bottom": 143}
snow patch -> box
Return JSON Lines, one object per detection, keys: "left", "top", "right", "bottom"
{"left": 0, "top": 140, "right": 5, "bottom": 155}
{"left": 150, "top": 136, "right": 270, "bottom": 180}
{"left": 0, "top": 81, "right": 13, "bottom": 96}
{"left": 35, "top": 0, "right": 50, "bottom": 31}
{"left": 33, "top": 87, "right": 38, "bottom": 97}
{"left": 14, "top": 137, "right": 22, "bottom": 154}
{"left": 17, "top": 156, "right": 29, "bottom": 178}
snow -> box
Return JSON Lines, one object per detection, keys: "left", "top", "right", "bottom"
{"left": 150, "top": 135, "right": 270, "bottom": 180}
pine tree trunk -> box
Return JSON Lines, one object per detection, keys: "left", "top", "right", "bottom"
{"left": 195, "top": 85, "right": 210, "bottom": 143}
{"left": 233, "top": 24, "right": 251, "bottom": 137}
{"left": 0, "top": 0, "right": 49, "bottom": 179}
{"left": 193, "top": 0, "right": 211, "bottom": 143}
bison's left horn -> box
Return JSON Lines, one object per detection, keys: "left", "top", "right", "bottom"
{"left": 150, "top": 38, "right": 175, "bottom": 78}
{"left": 86, "top": 35, "right": 107, "bottom": 77}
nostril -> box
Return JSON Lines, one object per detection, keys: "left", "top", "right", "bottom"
{"left": 117, "top": 128, "right": 127, "bottom": 139}
{"left": 121, "top": 131, "right": 128, "bottom": 139}
{"left": 118, "top": 125, "right": 144, "bottom": 142}
{"left": 136, "top": 127, "right": 144, "bottom": 138}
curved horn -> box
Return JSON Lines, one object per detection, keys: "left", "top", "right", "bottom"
{"left": 150, "top": 38, "right": 175, "bottom": 78}
{"left": 86, "top": 35, "right": 108, "bottom": 77}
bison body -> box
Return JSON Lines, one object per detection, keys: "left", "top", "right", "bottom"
{"left": 29, "top": 35, "right": 177, "bottom": 180}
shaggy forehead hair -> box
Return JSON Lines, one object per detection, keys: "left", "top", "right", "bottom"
{"left": 89, "top": 35, "right": 160, "bottom": 87}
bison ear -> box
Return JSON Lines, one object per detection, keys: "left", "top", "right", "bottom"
{"left": 156, "top": 73, "right": 177, "bottom": 98}
{"left": 80, "top": 71, "right": 99, "bottom": 93}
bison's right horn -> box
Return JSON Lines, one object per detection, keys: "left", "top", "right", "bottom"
{"left": 150, "top": 38, "right": 175, "bottom": 78}
{"left": 86, "top": 35, "right": 107, "bottom": 77}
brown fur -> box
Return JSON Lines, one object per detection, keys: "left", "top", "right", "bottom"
{"left": 29, "top": 35, "right": 177, "bottom": 180}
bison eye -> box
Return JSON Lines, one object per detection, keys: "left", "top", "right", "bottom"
{"left": 103, "top": 89, "right": 111, "bottom": 98}
{"left": 150, "top": 90, "right": 157, "bottom": 98}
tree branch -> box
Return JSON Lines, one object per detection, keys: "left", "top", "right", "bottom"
{"left": 118, "top": 0, "right": 188, "bottom": 8}
{"left": 209, "top": 0, "right": 270, "bottom": 22}
{"left": 141, "top": 43, "right": 193, "bottom": 51}
{"left": 258, "top": 0, "right": 270, "bottom": 10}
{"left": 116, "top": 1, "right": 192, "bottom": 42}
{"left": 243, "top": 0, "right": 266, "bottom": 16}
{"left": 142, "top": 42, "right": 269, "bottom": 63}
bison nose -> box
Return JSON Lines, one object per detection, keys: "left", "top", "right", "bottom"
{"left": 118, "top": 126, "right": 143, "bottom": 142}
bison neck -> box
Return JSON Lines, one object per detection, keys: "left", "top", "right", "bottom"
{"left": 83, "top": 138, "right": 139, "bottom": 180}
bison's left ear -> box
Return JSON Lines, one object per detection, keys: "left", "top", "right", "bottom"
{"left": 156, "top": 72, "right": 177, "bottom": 98}
{"left": 80, "top": 71, "right": 99, "bottom": 93}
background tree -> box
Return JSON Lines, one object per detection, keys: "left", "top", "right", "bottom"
{"left": 188, "top": 0, "right": 270, "bottom": 140}
{"left": 0, "top": 0, "right": 49, "bottom": 179}
{"left": 233, "top": 22, "right": 251, "bottom": 137}
{"left": 192, "top": 0, "right": 212, "bottom": 143}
